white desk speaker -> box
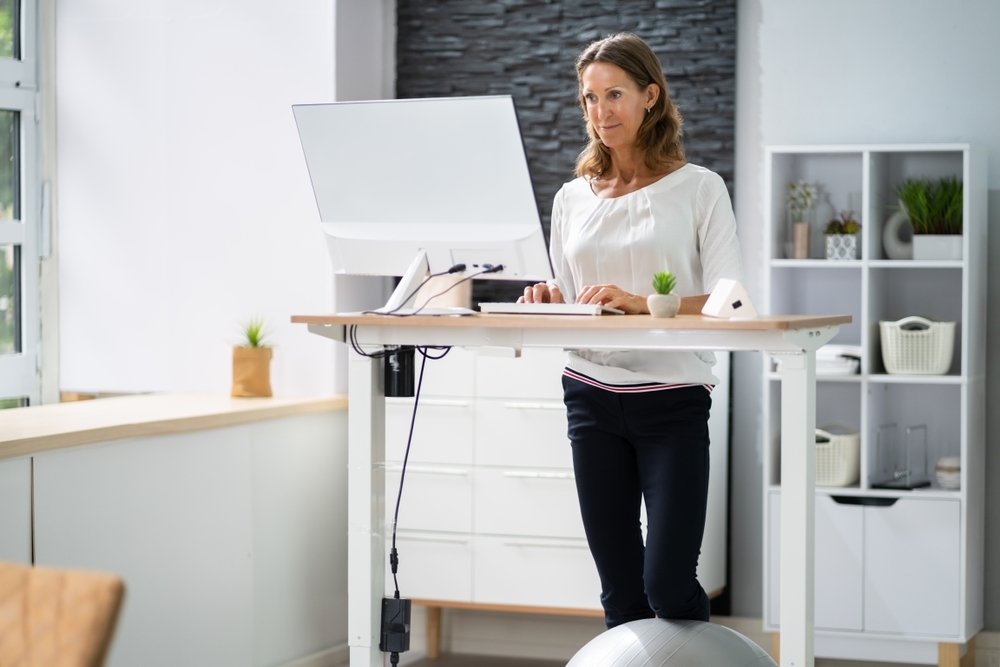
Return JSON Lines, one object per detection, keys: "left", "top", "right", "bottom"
{"left": 702, "top": 279, "right": 757, "bottom": 319}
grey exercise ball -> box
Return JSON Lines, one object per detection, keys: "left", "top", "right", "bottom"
{"left": 566, "top": 619, "right": 777, "bottom": 667}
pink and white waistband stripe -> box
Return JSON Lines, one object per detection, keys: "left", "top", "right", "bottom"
{"left": 562, "top": 368, "right": 713, "bottom": 394}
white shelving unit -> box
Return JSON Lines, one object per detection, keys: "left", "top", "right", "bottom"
{"left": 761, "top": 145, "right": 987, "bottom": 665}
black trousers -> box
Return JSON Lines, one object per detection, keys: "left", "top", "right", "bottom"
{"left": 562, "top": 376, "right": 712, "bottom": 628}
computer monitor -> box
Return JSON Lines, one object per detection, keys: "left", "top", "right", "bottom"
{"left": 292, "top": 96, "right": 553, "bottom": 312}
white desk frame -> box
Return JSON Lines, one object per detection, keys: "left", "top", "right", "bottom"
{"left": 301, "top": 314, "right": 842, "bottom": 667}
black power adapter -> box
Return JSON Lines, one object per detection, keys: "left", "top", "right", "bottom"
{"left": 380, "top": 596, "right": 411, "bottom": 661}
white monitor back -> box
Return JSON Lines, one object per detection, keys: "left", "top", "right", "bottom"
{"left": 293, "top": 96, "right": 553, "bottom": 281}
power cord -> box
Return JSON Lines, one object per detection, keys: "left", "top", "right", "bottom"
{"left": 363, "top": 263, "right": 467, "bottom": 317}
{"left": 363, "top": 264, "right": 506, "bottom": 318}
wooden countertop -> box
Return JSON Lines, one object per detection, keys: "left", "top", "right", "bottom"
{"left": 292, "top": 312, "right": 851, "bottom": 331}
{"left": 0, "top": 393, "right": 348, "bottom": 460}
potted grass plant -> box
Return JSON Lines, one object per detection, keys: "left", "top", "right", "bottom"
{"left": 647, "top": 271, "right": 680, "bottom": 318}
{"left": 824, "top": 211, "right": 861, "bottom": 260}
{"left": 232, "top": 316, "right": 273, "bottom": 397}
{"left": 894, "top": 177, "right": 963, "bottom": 260}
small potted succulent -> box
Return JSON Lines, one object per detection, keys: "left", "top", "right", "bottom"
{"left": 647, "top": 271, "right": 680, "bottom": 318}
{"left": 893, "top": 177, "right": 963, "bottom": 260}
{"left": 232, "top": 316, "right": 273, "bottom": 397}
{"left": 824, "top": 211, "right": 861, "bottom": 260}
{"left": 787, "top": 180, "right": 818, "bottom": 259}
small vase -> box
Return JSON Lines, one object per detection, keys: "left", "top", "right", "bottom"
{"left": 792, "top": 222, "right": 810, "bottom": 259}
{"left": 825, "top": 234, "right": 857, "bottom": 260}
{"left": 232, "top": 346, "right": 273, "bottom": 397}
{"left": 647, "top": 293, "right": 680, "bottom": 318}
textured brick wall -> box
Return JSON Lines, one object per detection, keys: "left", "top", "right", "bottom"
{"left": 396, "top": 0, "right": 736, "bottom": 303}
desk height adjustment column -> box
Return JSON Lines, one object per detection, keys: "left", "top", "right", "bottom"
{"left": 348, "top": 348, "right": 387, "bottom": 667}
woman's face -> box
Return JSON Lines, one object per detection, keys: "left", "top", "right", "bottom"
{"left": 581, "top": 62, "right": 659, "bottom": 152}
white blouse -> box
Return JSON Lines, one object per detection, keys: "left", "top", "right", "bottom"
{"left": 550, "top": 163, "right": 745, "bottom": 387}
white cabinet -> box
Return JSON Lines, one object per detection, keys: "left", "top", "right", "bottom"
{"left": 864, "top": 498, "right": 961, "bottom": 637}
{"left": 0, "top": 457, "right": 31, "bottom": 564}
{"left": 762, "top": 144, "right": 986, "bottom": 657}
{"left": 387, "top": 347, "right": 730, "bottom": 612}
{"left": 768, "top": 493, "right": 864, "bottom": 632}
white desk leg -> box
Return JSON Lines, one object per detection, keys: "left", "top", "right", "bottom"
{"left": 348, "top": 349, "right": 386, "bottom": 667}
{"left": 779, "top": 350, "right": 816, "bottom": 667}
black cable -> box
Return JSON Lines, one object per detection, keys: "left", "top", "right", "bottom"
{"left": 363, "top": 263, "right": 467, "bottom": 317}
{"left": 390, "top": 349, "right": 428, "bottom": 597}
{"left": 366, "top": 264, "right": 506, "bottom": 318}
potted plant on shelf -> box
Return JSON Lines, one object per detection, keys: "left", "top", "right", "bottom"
{"left": 824, "top": 211, "right": 861, "bottom": 260}
{"left": 647, "top": 271, "right": 679, "bottom": 318}
{"left": 232, "top": 316, "right": 273, "bottom": 397}
{"left": 893, "top": 177, "right": 963, "bottom": 260}
{"left": 787, "top": 180, "right": 818, "bottom": 259}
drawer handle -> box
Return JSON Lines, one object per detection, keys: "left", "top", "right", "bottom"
{"left": 396, "top": 535, "right": 470, "bottom": 545}
{"left": 503, "top": 540, "right": 589, "bottom": 549}
{"left": 388, "top": 398, "right": 470, "bottom": 407}
{"left": 503, "top": 471, "right": 575, "bottom": 480}
{"left": 503, "top": 402, "right": 566, "bottom": 411}
{"left": 422, "top": 399, "right": 471, "bottom": 407}
{"left": 385, "top": 465, "right": 470, "bottom": 476}
{"left": 830, "top": 495, "right": 899, "bottom": 507}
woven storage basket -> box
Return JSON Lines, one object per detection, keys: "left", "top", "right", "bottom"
{"left": 815, "top": 425, "right": 860, "bottom": 487}
{"left": 879, "top": 316, "right": 955, "bottom": 375}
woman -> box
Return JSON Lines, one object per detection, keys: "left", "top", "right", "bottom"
{"left": 519, "top": 33, "right": 744, "bottom": 627}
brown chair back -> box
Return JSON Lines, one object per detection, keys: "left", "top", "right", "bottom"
{"left": 0, "top": 561, "right": 125, "bottom": 667}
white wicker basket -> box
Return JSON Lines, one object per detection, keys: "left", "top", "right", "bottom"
{"left": 815, "top": 426, "right": 860, "bottom": 487}
{"left": 879, "top": 316, "right": 956, "bottom": 375}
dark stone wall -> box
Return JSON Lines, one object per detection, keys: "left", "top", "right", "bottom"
{"left": 396, "top": 0, "right": 736, "bottom": 304}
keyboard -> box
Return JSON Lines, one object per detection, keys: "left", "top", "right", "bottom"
{"left": 478, "top": 302, "right": 625, "bottom": 316}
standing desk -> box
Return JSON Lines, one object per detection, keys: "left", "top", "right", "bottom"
{"left": 293, "top": 312, "right": 851, "bottom": 667}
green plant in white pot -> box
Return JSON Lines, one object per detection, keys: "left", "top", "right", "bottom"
{"left": 647, "top": 271, "right": 680, "bottom": 318}
{"left": 824, "top": 211, "right": 861, "bottom": 260}
{"left": 893, "top": 177, "right": 962, "bottom": 260}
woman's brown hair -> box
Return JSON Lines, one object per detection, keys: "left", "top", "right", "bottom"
{"left": 574, "top": 33, "right": 684, "bottom": 179}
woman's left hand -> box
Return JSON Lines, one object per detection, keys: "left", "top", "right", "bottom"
{"left": 576, "top": 284, "right": 649, "bottom": 314}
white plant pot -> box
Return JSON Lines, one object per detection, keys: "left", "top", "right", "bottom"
{"left": 647, "top": 293, "right": 680, "bottom": 318}
{"left": 912, "top": 234, "right": 963, "bottom": 260}
{"left": 825, "top": 234, "right": 858, "bottom": 260}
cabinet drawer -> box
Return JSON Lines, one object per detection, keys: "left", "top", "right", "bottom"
{"left": 475, "top": 348, "right": 567, "bottom": 399}
{"left": 386, "top": 398, "right": 473, "bottom": 465}
{"left": 864, "top": 498, "right": 960, "bottom": 637}
{"left": 474, "top": 399, "right": 571, "bottom": 468}
{"left": 385, "top": 465, "right": 472, "bottom": 534}
{"left": 767, "top": 492, "right": 864, "bottom": 631}
{"left": 419, "top": 347, "right": 475, "bottom": 397}
{"left": 473, "top": 467, "right": 583, "bottom": 539}
{"left": 473, "top": 535, "right": 600, "bottom": 610}
{"left": 387, "top": 531, "right": 472, "bottom": 602}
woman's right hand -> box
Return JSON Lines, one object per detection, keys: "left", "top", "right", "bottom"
{"left": 518, "top": 283, "right": 565, "bottom": 304}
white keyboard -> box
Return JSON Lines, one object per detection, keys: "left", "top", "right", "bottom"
{"left": 479, "top": 302, "right": 625, "bottom": 316}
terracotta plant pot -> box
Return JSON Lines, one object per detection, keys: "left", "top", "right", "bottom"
{"left": 647, "top": 293, "right": 681, "bottom": 318}
{"left": 232, "top": 346, "right": 273, "bottom": 397}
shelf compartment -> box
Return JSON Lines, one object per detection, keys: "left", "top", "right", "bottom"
{"left": 769, "top": 151, "right": 864, "bottom": 261}
{"left": 767, "top": 372, "right": 861, "bottom": 383}
{"left": 770, "top": 259, "right": 862, "bottom": 269}
{"left": 867, "top": 266, "right": 962, "bottom": 376}
{"left": 866, "top": 383, "right": 961, "bottom": 492}
{"left": 867, "top": 374, "right": 963, "bottom": 385}
{"left": 867, "top": 150, "right": 964, "bottom": 261}
{"left": 768, "top": 381, "right": 862, "bottom": 487}
{"left": 771, "top": 265, "right": 863, "bottom": 347}
{"left": 868, "top": 260, "right": 964, "bottom": 269}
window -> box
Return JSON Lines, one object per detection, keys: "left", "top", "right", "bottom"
{"left": 0, "top": 0, "right": 38, "bottom": 408}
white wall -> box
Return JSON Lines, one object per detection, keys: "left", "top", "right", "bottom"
{"left": 731, "top": 0, "right": 1000, "bottom": 628}
{"left": 56, "top": 0, "right": 338, "bottom": 396}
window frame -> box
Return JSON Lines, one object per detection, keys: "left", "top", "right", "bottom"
{"left": 0, "top": 0, "right": 39, "bottom": 405}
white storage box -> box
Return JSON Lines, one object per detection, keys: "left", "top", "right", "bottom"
{"left": 879, "top": 316, "right": 956, "bottom": 375}
{"left": 816, "top": 425, "right": 860, "bottom": 487}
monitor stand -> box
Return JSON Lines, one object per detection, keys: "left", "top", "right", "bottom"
{"left": 374, "top": 250, "right": 476, "bottom": 316}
